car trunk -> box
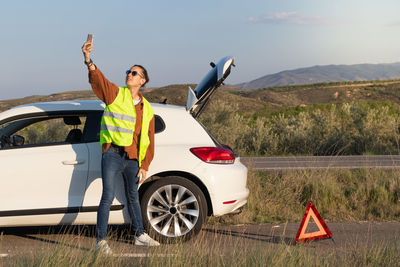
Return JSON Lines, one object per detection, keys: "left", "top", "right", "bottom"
{"left": 186, "top": 56, "right": 235, "bottom": 119}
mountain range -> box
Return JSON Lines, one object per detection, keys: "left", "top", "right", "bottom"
{"left": 236, "top": 62, "right": 400, "bottom": 89}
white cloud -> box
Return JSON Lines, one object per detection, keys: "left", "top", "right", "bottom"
{"left": 247, "top": 11, "right": 329, "bottom": 25}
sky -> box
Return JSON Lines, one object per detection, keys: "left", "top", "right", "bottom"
{"left": 1, "top": 0, "right": 400, "bottom": 100}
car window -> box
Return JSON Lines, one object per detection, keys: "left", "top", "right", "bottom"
{"left": 14, "top": 116, "right": 86, "bottom": 145}
{"left": 15, "top": 116, "right": 87, "bottom": 146}
{"left": 0, "top": 115, "right": 88, "bottom": 149}
{"left": 0, "top": 111, "right": 165, "bottom": 148}
{"left": 155, "top": 115, "right": 165, "bottom": 134}
{"left": 82, "top": 112, "right": 102, "bottom": 142}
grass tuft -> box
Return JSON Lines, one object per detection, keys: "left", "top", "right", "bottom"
{"left": 210, "top": 168, "right": 400, "bottom": 224}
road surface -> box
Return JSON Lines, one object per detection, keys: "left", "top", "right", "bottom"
{"left": 0, "top": 222, "right": 399, "bottom": 260}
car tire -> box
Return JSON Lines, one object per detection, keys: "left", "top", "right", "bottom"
{"left": 140, "top": 176, "right": 208, "bottom": 242}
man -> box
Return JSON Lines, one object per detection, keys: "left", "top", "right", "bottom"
{"left": 81, "top": 39, "right": 160, "bottom": 254}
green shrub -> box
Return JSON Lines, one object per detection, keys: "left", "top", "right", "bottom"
{"left": 211, "top": 169, "right": 400, "bottom": 224}
{"left": 201, "top": 101, "right": 400, "bottom": 156}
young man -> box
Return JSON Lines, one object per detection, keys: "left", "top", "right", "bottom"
{"left": 81, "top": 39, "right": 160, "bottom": 254}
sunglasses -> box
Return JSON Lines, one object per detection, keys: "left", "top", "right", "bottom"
{"left": 126, "top": 70, "right": 144, "bottom": 78}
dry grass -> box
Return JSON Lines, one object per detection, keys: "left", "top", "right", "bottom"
{"left": 1, "top": 225, "right": 400, "bottom": 266}
{"left": 1, "top": 168, "right": 400, "bottom": 266}
{"left": 210, "top": 168, "right": 400, "bottom": 225}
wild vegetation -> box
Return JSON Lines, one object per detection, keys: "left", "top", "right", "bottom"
{"left": 3, "top": 166, "right": 400, "bottom": 267}
{"left": 210, "top": 169, "right": 400, "bottom": 225}
{"left": 2, "top": 81, "right": 400, "bottom": 265}
{"left": 201, "top": 100, "right": 400, "bottom": 156}
{"left": 1, "top": 79, "right": 400, "bottom": 156}
{"left": 2, "top": 234, "right": 399, "bottom": 266}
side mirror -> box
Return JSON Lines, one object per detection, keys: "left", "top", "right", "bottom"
{"left": 11, "top": 135, "right": 25, "bottom": 146}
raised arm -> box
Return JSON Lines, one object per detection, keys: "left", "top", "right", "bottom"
{"left": 81, "top": 40, "right": 118, "bottom": 104}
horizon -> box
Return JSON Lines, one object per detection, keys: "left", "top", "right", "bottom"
{"left": 2, "top": 60, "right": 400, "bottom": 101}
{"left": 1, "top": 0, "right": 400, "bottom": 100}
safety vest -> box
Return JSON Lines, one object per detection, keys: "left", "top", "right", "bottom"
{"left": 100, "top": 87, "right": 154, "bottom": 167}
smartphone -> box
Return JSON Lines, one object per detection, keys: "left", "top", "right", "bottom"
{"left": 87, "top": 34, "right": 93, "bottom": 43}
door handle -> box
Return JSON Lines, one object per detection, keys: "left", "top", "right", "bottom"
{"left": 62, "top": 160, "right": 85, "bottom": 165}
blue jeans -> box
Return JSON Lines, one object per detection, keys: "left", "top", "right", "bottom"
{"left": 96, "top": 146, "right": 144, "bottom": 241}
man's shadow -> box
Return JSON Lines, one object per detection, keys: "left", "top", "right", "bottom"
{"left": 59, "top": 142, "right": 132, "bottom": 226}
{"left": 1, "top": 224, "right": 135, "bottom": 252}
{"left": 201, "top": 227, "right": 295, "bottom": 245}
{"left": 59, "top": 113, "right": 132, "bottom": 227}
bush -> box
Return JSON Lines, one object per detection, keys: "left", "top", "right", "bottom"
{"left": 210, "top": 169, "right": 400, "bottom": 224}
{"left": 200, "top": 101, "right": 400, "bottom": 156}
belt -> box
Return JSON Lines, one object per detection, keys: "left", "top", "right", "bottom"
{"left": 108, "top": 143, "right": 136, "bottom": 161}
{"left": 110, "top": 143, "right": 125, "bottom": 154}
{"left": 110, "top": 143, "right": 122, "bottom": 149}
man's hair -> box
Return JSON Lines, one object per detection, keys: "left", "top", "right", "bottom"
{"left": 133, "top": 64, "right": 150, "bottom": 87}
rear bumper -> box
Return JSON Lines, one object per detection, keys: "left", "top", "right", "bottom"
{"left": 212, "top": 188, "right": 249, "bottom": 216}
{"left": 192, "top": 158, "right": 249, "bottom": 216}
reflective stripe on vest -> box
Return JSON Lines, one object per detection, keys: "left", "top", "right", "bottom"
{"left": 100, "top": 124, "right": 132, "bottom": 134}
{"left": 100, "top": 87, "right": 154, "bottom": 167}
{"left": 103, "top": 110, "right": 136, "bottom": 123}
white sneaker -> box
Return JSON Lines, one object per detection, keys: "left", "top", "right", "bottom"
{"left": 135, "top": 233, "right": 160, "bottom": 246}
{"left": 95, "top": 240, "right": 112, "bottom": 255}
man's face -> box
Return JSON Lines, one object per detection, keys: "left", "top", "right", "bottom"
{"left": 126, "top": 66, "right": 145, "bottom": 88}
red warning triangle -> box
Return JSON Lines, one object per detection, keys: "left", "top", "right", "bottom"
{"left": 295, "top": 201, "right": 332, "bottom": 243}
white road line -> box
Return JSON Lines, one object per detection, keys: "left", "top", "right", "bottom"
{"left": 115, "top": 253, "right": 148, "bottom": 258}
{"left": 0, "top": 254, "right": 8, "bottom": 258}
{"left": 115, "top": 253, "right": 174, "bottom": 258}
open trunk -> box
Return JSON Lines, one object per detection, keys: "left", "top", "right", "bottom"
{"left": 186, "top": 56, "right": 235, "bottom": 118}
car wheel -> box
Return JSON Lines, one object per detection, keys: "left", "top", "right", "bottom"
{"left": 141, "top": 176, "right": 207, "bottom": 242}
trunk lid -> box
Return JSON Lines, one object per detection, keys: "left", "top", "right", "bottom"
{"left": 186, "top": 56, "right": 235, "bottom": 118}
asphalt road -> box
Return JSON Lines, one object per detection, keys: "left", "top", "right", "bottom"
{"left": 0, "top": 222, "right": 399, "bottom": 260}
{"left": 241, "top": 155, "right": 400, "bottom": 170}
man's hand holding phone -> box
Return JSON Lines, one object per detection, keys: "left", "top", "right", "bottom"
{"left": 82, "top": 34, "right": 95, "bottom": 70}
{"left": 82, "top": 35, "right": 93, "bottom": 57}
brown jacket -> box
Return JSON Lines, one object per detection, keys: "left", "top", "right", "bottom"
{"left": 88, "top": 67, "right": 155, "bottom": 171}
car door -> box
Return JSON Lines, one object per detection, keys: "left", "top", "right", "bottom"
{"left": 0, "top": 114, "right": 89, "bottom": 226}
{"left": 81, "top": 111, "right": 128, "bottom": 224}
{"left": 81, "top": 112, "right": 168, "bottom": 225}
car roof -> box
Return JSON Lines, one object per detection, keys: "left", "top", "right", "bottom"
{"left": 0, "top": 100, "right": 186, "bottom": 122}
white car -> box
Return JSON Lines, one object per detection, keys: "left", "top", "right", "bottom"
{"left": 0, "top": 57, "right": 249, "bottom": 241}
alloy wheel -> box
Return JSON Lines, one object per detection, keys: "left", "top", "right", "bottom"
{"left": 146, "top": 184, "right": 200, "bottom": 237}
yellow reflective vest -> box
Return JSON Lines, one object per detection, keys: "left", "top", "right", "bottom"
{"left": 100, "top": 87, "right": 154, "bottom": 167}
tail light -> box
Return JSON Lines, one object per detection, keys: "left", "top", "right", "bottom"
{"left": 190, "top": 147, "right": 235, "bottom": 164}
